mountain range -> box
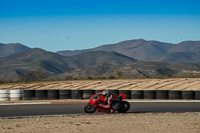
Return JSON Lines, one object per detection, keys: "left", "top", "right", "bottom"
{"left": 57, "top": 39, "right": 200, "bottom": 63}
{"left": 0, "top": 39, "right": 200, "bottom": 81}
{"left": 1, "top": 39, "right": 200, "bottom": 63}
{"left": 0, "top": 48, "right": 137, "bottom": 80}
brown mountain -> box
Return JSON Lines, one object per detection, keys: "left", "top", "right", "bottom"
{"left": 57, "top": 39, "right": 200, "bottom": 63}
{"left": 0, "top": 49, "right": 137, "bottom": 80}
{"left": 0, "top": 43, "right": 31, "bottom": 57}
{"left": 1, "top": 39, "right": 200, "bottom": 81}
{"left": 0, "top": 47, "right": 200, "bottom": 81}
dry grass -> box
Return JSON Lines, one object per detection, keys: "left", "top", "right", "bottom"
{"left": 0, "top": 78, "right": 200, "bottom": 90}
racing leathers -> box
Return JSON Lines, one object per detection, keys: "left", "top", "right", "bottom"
{"left": 100, "top": 92, "right": 120, "bottom": 113}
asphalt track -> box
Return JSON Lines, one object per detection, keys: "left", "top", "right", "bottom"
{"left": 1, "top": 101, "right": 200, "bottom": 118}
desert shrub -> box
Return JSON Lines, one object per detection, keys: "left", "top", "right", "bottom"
{"left": 115, "top": 69, "right": 123, "bottom": 77}
{"left": 20, "top": 68, "right": 46, "bottom": 82}
{"left": 108, "top": 75, "right": 116, "bottom": 79}
{"left": 179, "top": 73, "right": 200, "bottom": 78}
{"left": 0, "top": 79, "right": 4, "bottom": 84}
{"left": 96, "top": 77, "right": 107, "bottom": 79}
{"left": 87, "top": 76, "right": 93, "bottom": 80}
{"left": 65, "top": 75, "right": 73, "bottom": 80}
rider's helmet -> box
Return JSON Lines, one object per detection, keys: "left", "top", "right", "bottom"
{"left": 102, "top": 90, "right": 109, "bottom": 96}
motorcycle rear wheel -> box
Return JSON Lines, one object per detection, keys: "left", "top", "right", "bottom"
{"left": 84, "top": 103, "right": 97, "bottom": 113}
{"left": 117, "top": 101, "right": 130, "bottom": 113}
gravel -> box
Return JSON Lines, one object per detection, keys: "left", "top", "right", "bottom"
{"left": 1, "top": 113, "right": 200, "bottom": 133}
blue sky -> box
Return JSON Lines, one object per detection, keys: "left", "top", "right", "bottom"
{"left": 0, "top": 0, "right": 200, "bottom": 51}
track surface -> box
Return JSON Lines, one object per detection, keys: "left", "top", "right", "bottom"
{"left": 1, "top": 101, "right": 200, "bottom": 118}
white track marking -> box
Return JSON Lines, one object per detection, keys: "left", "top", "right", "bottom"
{"left": 0, "top": 102, "right": 51, "bottom": 105}
{"left": 128, "top": 100, "right": 200, "bottom": 102}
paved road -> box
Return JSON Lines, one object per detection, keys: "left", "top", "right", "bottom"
{"left": 1, "top": 101, "right": 200, "bottom": 118}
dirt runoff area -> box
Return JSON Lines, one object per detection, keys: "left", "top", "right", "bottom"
{"left": 0, "top": 113, "right": 200, "bottom": 133}
{"left": 1, "top": 78, "right": 200, "bottom": 91}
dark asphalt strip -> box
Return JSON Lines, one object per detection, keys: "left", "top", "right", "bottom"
{"left": 1, "top": 102, "right": 200, "bottom": 118}
{"left": 0, "top": 103, "right": 85, "bottom": 118}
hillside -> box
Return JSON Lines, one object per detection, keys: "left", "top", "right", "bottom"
{"left": 147, "top": 52, "right": 200, "bottom": 63}
{"left": 57, "top": 39, "right": 200, "bottom": 63}
{"left": 57, "top": 62, "right": 200, "bottom": 79}
{"left": 70, "top": 51, "right": 137, "bottom": 67}
{"left": 0, "top": 47, "right": 200, "bottom": 81}
{"left": 0, "top": 49, "right": 137, "bottom": 80}
{"left": 0, "top": 43, "right": 31, "bottom": 57}
{"left": 0, "top": 48, "right": 72, "bottom": 80}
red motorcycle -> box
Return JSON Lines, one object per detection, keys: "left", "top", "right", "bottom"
{"left": 84, "top": 93, "right": 130, "bottom": 113}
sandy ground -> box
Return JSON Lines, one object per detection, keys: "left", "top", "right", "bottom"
{"left": 0, "top": 78, "right": 200, "bottom": 90}
{"left": 0, "top": 113, "right": 200, "bottom": 133}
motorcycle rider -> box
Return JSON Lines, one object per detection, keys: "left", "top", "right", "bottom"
{"left": 99, "top": 90, "right": 120, "bottom": 113}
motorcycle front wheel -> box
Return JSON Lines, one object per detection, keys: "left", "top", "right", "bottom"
{"left": 84, "top": 103, "right": 97, "bottom": 113}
